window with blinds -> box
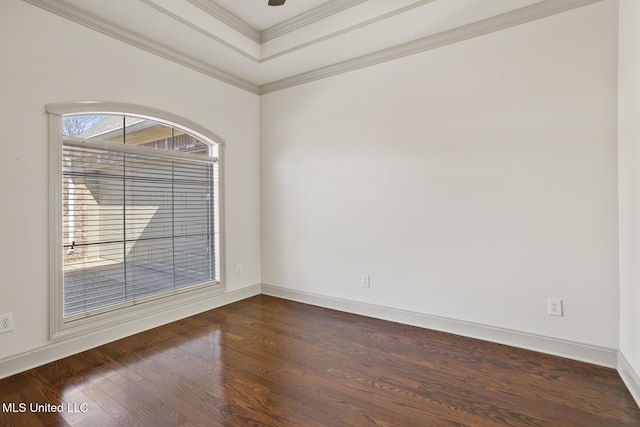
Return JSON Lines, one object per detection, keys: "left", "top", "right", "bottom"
{"left": 60, "top": 114, "right": 219, "bottom": 319}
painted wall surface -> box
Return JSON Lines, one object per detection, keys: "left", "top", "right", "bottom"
{"left": 0, "top": 0, "right": 261, "bottom": 360}
{"left": 260, "top": 1, "right": 619, "bottom": 348}
{"left": 619, "top": 0, "right": 640, "bottom": 377}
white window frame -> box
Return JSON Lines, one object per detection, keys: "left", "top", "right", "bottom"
{"left": 48, "top": 101, "right": 226, "bottom": 340}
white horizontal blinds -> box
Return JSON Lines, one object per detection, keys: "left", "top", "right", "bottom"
{"left": 125, "top": 153, "right": 215, "bottom": 296}
{"left": 172, "top": 159, "right": 213, "bottom": 289}
{"left": 63, "top": 146, "right": 127, "bottom": 316}
{"left": 212, "top": 161, "right": 220, "bottom": 280}
{"left": 62, "top": 117, "right": 217, "bottom": 318}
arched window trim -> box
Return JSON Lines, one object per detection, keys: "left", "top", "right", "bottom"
{"left": 48, "top": 101, "right": 226, "bottom": 341}
{"left": 46, "top": 101, "right": 226, "bottom": 147}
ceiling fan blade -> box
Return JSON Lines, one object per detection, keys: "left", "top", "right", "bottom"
{"left": 268, "top": 0, "right": 286, "bottom": 5}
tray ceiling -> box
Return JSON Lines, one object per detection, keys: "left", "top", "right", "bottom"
{"left": 24, "top": 0, "right": 601, "bottom": 94}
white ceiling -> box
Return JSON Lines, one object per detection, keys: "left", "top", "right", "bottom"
{"left": 25, "top": 0, "right": 600, "bottom": 94}
{"left": 212, "top": 0, "right": 334, "bottom": 31}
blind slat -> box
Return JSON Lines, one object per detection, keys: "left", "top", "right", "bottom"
{"left": 62, "top": 142, "right": 217, "bottom": 318}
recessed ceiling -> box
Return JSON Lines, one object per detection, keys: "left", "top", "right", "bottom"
{"left": 24, "top": 0, "right": 601, "bottom": 94}
{"left": 212, "top": 0, "right": 334, "bottom": 31}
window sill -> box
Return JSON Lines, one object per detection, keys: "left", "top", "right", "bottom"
{"left": 51, "top": 282, "right": 224, "bottom": 341}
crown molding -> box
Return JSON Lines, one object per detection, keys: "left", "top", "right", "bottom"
{"left": 23, "top": 0, "right": 260, "bottom": 94}
{"left": 260, "top": 0, "right": 437, "bottom": 63}
{"left": 259, "top": 0, "right": 602, "bottom": 94}
{"left": 261, "top": 0, "right": 367, "bottom": 43}
{"left": 141, "top": 0, "right": 260, "bottom": 63}
{"left": 187, "top": 0, "right": 261, "bottom": 44}
{"left": 23, "top": 0, "right": 602, "bottom": 96}
{"left": 179, "top": 0, "right": 369, "bottom": 45}
{"left": 138, "top": 0, "right": 435, "bottom": 65}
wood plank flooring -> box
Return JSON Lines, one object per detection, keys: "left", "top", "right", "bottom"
{"left": 1, "top": 295, "right": 639, "bottom": 426}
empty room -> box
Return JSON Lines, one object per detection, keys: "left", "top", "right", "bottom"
{"left": 2, "top": 0, "right": 640, "bottom": 425}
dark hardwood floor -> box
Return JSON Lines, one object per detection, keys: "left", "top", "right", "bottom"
{"left": 1, "top": 295, "right": 639, "bottom": 426}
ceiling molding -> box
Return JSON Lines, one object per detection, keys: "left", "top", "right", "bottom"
{"left": 187, "top": 0, "right": 261, "bottom": 44}
{"left": 259, "top": 0, "right": 602, "bottom": 94}
{"left": 137, "top": 0, "right": 436, "bottom": 65}
{"left": 23, "top": 0, "right": 260, "bottom": 94}
{"left": 140, "top": 0, "right": 260, "bottom": 63}
{"left": 23, "top": 0, "right": 603, "bottom": 96}
{"left": 260, "top": 0, "right": 367, "bottom": 43}
{"left": 260, "top": 0, "right": 437, "bottom": 63}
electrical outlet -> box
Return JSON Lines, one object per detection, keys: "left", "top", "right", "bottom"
{"left": 0, "top": 313, "right": 14, "bottom": 333}
{"left": 361, "top": 274, "right": 370, "bottom": 288}
{"left": 548, "top": 299, "right": 563, "bottom": 316}
{"left": 235, "top": 264, "right": 243, "bottom": 276}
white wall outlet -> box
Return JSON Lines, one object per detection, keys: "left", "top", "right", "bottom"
{"left": 361, "top": 274, "right": 371, "bottom": 288}
{"left": 548, "top": 299, "right": 563, "bottom": 316}
{"left": 0, "top": 313, "right": 14, "bottom": 333}
{"left": 236, "top": 264, "right": 243, "bottom": 276}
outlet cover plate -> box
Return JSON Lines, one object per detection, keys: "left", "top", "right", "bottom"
{"left": 548, "top": 299, "right": 563, "bottom": 316}
{"left": 0, "top": 313, "right": 14, "bottom": 333}
{"left": 361, "top": 275, "right": 370, "bottom": 288}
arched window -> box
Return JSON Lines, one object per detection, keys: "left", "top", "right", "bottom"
{"left": 48, "top": 102, "right": 224, "bottom": 339}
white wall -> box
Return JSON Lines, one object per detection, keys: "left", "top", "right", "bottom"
{"left": 618, "top": 0, "right": 640, "bottom": 396}
{"left": 261, "top": 1, "right": 619, "bottom": 350}
{"left": 0, "top": 0, "right": 260, "bottom": 365}
{"left": 0, "top": 0, "right": 626, "bottom": 381}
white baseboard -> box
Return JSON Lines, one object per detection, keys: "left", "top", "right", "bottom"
{"left": 261, "top": 284, "right": 618, "bottom": 368}
{"left": 618, "top": 351, "right": 640, "bottom": 408}
{"left": 0, "top": 283, "right": 623, "bottom": 385}
{"left": 0, "top": 284, "right": 261, "bottom": 380}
